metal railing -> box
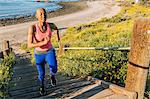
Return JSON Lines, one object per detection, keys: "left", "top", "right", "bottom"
{"left": 55, "top": 47, "right": 130, "bottom": 51}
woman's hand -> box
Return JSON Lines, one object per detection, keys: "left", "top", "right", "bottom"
{"left": 43, "top": 36, "right": 50, "bottom": 45}
{"left": 58, "top": 41, "right": 64, "bottom": 57}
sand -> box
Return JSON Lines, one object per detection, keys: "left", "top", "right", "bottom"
{"left": 0, "top": 0, "right": 120, "bottom": 54}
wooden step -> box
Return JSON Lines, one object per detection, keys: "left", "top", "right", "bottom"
{"left": 13, "top": 63, "right": 34, "bottom": 70}
{"left": 11, "top": 80, "right": 91, "bottom": 98}
{"left": 11, "top": 73, "right": 72, "bottom": 84}
{"left": 12, "top": 67, "right": 49, "bottom": 78}
{"left": 13, "top": 64, "right": 51, "bottom": 77}
{"left": 9, "top": 79, "right": 90, "bottom": 98}
{"left": 67, "top": 83, "right": 106, "bottom": 99}
{"left": 12, "top": 72, "right": 38, "bottom": 81}
{"left": 88, "top": 89, "right": 114, "bottom": 99}
{"left": 10, "top": 75, "right": 73, "bottom": 91}
{"left": 42, "top": 81, "right": 91, "bottom": 98}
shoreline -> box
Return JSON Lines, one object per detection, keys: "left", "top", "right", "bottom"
{"left": 0, "top": 1, "right": 87, "bottom": 27}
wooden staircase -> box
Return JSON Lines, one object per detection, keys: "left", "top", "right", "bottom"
{"left": 9, "top": 53, "right": 93, "bottom": 98}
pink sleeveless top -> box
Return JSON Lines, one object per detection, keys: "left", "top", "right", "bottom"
{"left": 34, "top": 22, "right": 53, "bottom": 52}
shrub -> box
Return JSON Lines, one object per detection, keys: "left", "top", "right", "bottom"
{"left": 140, "top": 0, "right": 150, "bottom": 7}
{"left": 58, "top": 50, "right": 128, "bottom": 86}
{"left": 0, "top": 52, "right": 15, "bottom": 98}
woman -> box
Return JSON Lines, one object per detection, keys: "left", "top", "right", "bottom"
{"left": 28, "top": 8, "right": 60, "bottom": 95}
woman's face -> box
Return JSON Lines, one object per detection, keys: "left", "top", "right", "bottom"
{"left": 36, "top": 8, "right": 47, "bottom": 23}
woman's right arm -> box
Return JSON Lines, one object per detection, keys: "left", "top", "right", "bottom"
{"left": 27, "top": 25, "right": 48, "bottom": 48}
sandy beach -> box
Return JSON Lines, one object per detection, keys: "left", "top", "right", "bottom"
{"left": 0, "top": 0, "right": 120, "bottom": 53}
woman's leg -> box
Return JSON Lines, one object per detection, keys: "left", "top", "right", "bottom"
{"left": 46, "top": 48, "right": 57, "bottom": 86}
{"left": 34, "top": 54, "right": 46, "bottom": 85}
{"left": 46, "top": 48, "right": 58, "bottom": 76}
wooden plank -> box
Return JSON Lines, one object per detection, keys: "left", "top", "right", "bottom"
{"left": 88, "top": 89, "right": 114, "bottom": 99}
{"left": 12, "top": 65, "right": 49, "bottom": 77}
{"left": 12, "top": 72, "right": 38, "bottom": 80}
{"left": 109, "top": 84, "right": 137, "bottom": 99}
{"left": 10, "top": 79, "right": 89, "bottom": 98}
{"left": 43, "top": 81, "right": 91, "bottom": 98}
{"left": 2, "top": 40, "right": 10, "bottom": 56}
{"left": 66, "top": 83, "right": 106, "bottom": 99}
{"left": 14, "top": 82, "right": 90, "bottom": 99}
{"left": 11, "top": 74, "right": 72, "bottom": 84}
{"left": 106, "top": 94, "right": 129, "bottom": 99}
{"left": 10, "top": 75, "right": 73, "bottom": 91}
{"left": 67, "top": 82, "right": 103, "bottom": 98}
{"left": 2, "top": 40, "right": 9, "bottom": 50}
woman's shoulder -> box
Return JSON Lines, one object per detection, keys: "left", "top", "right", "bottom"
{"left": 28, "top": 24, "right": 36, "bottom": 34}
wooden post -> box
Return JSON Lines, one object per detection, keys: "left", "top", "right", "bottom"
{"left": 125, "top": 18, "right": 150, "bottom": 99}
{"left": 2, "top": 40, "right": 10, "bottom": 56}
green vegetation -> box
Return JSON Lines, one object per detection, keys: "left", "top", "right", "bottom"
{"left": 116, "top": 0, "right": 149, "bottom": 7}
{"left": 58, "top": 50, "right": 128, "bottom": 85}
{"left": 139, "top": 0, "right": 150, "bottom": 7}
{"left": 0, "top": 52, "right": 15, "bottom": 98}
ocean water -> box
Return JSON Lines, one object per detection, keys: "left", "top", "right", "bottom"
{"left": 0, "top": 0, "right": 78, "bottom": 19}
